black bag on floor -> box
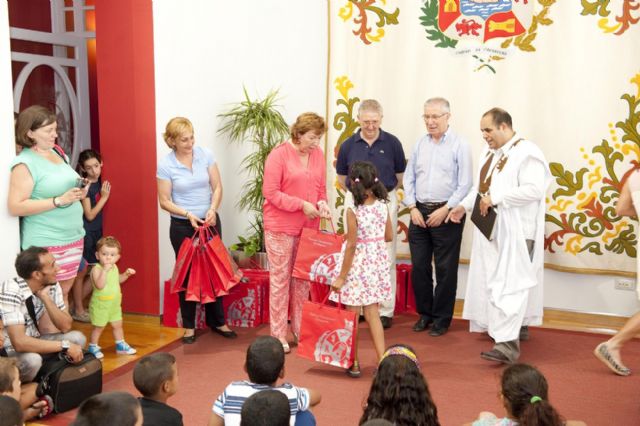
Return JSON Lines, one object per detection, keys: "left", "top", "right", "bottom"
{"left": 35, "top": 352, "right": 103, "bottom": 413}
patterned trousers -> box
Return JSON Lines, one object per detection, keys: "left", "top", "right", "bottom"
{"left": 265, "top": 231, "right": 311, "bottom": 340}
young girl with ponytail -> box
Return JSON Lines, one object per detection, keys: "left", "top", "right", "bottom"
{"left": 468, "top": 363, "right": 585, "bottom": 426}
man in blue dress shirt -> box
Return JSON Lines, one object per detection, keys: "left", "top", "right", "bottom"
{"left": 336, "top": 99, "right": 406, "bottom": 329}
{"left": 403, "top": 97, "right": 473, "bottom": 336}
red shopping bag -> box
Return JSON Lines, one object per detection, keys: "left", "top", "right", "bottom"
{"left": 170, "top": 228, "right": 199, "bottom": 293}
{"left": 240, "top": 269, "right": 270, "bottom": 324}
{"left": 292, "top": 222, "right": 343, "bottom": 285}
{"left": 297, "top": 293, "right": 357, "bottom": 369}
{"left": 202, "top": 227, "right": 243, "bottom": 296}
{"left": 395, "top": 264, "right": 409, "bottom": 314}
{"left": 186, "top": 248, "right": 207, "bottom": 302}
{"left": 223, "top": 279, "right": 263, "bottom": 327}
{"left": 162, "top": 280, "right": 207, "bottom": 329}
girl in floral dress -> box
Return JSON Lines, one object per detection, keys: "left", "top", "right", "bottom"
{"left": 330, "top": 161, "right": 392, "bottom": 377}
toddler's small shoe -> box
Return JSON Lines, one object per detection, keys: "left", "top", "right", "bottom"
{"left": 88, "top": 344, "right": 104, "bottom": 360}
{"left": 115, "top": 341, "right": 137, "bottom": 355}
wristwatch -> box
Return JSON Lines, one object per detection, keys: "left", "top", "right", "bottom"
{"left": 61, "top": 340, "right": 70, "bottom": 352}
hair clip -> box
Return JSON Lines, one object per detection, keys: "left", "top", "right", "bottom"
{"left": 530, "top": 396, "right": 542, "bottom": 404}
{"left": 354, "top": 178, "right": 360, "bottom": 183}
{"left": 374, "top": 177, "right": 379, "bottom": 182}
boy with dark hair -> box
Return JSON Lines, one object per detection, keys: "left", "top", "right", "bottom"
{"left": 240, "top": 390, "right": 289, "bottom": 426}
{"left": 0, "top": 357, "right": 51, "bottom": 420}
{"left": 71, "top": 391, "right": 141, "bottom": 426}
{"left": 133, "top": 353, "right": 183, "bottom": 426}
{"left": 208, "top": 336, "right": 320, "bottom": 426}
{"left": 0, "top": 395, "right": 23, "bottom": 426}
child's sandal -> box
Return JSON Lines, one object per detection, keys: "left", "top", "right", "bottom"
{"left": 346, "top": 360, "right": 361, "bottom": 378}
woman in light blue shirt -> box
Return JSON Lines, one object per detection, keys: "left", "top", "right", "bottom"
{"left": 157, "top": 117, "right": 236, "bottom": 343}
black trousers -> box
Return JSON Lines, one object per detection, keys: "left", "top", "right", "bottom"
{"left": 169, "top": 216, "right": 225, "bottom": 329}
{"left": 408, "top": 203, "right": 464, "bottom": 329}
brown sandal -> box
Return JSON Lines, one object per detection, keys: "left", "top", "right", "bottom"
{"left": 346, "top": 360, "right": 361, "bottom": 378}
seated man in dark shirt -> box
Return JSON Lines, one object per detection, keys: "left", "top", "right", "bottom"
{"left": 133, "top": 352, "right": 183, "bottom": 426}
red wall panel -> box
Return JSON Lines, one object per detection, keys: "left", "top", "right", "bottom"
{"left": 94, "top": 0, "right": 159, "bottom": 314}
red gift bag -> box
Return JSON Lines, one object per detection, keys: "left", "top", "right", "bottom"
{"left": 170, "top": 229, "right": 199, "bottom": 293}
{"left": 240, "top": 269, "right": 270, "bottom": 324}
{"left": 292, "top": 222, "right": 343, "bottom": 285}
{"left": 398, "top": 263, "right": 417, "bottom": 313}
{"left": 162, "top": 280, "right": 207, "bottom": 329}
{"left": 223, "top": 279, "right": 263, "bottom": 327}
{"left": 202, "top": 227, "right": 243, "bottom": 296}
{"left": 395, "top": 264, "right": 408, "bottom": 314}
{"left": 297, "top": 293, "right": 357, "bottom": 369}
{"left": 186, "top": 248, "right": 207, "bottom": 302}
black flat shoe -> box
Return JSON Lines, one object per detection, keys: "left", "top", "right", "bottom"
{"left": 213, "top": 327, "right": 238, "bottom": 339}
{"left": 428, "top": 326, "right": 448, "bottom": 337}
{"left": 380, "top": 316, "right": 392, "bottom": 329}
{"left": 182, "top": 333, "right": 196, "bottom": 344}
{"left": 413, "top": 317, "right": 432, "bottom": 332}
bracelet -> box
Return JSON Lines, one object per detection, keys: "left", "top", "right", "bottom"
{"left": 184, "top": 211, "right": 191, "bottom": 219}
{"left": 52, "top": 197, "right": 61, "bottom": 208}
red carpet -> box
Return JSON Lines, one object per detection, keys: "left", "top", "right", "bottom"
{"left": 44, "top": 314, "right": 640, "bottom": 425}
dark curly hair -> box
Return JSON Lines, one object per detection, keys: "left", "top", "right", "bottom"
{"left": 501, "top": 364, "right": 564, "bottom": 426}
{"left": 349, "top": 161, "right": 388, "bottom": 206}
{"left": 359, "top": 344, "right": 439, "bottom": 426}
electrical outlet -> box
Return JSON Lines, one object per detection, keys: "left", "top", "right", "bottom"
{"left": 615, "top": 278, "right": 637, "bottom": 291}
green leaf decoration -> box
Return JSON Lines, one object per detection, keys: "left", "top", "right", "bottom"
{"left": 549, "top": 163, "right": 589, "bottom": 199}
{"left": 580, "top": 0, "right": 611, "bottom": 17}
{"left": 419, "top": 1, "right": 458, "bottom": 49}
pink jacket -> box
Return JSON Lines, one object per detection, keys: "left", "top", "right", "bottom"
{"left": 262, "top": 142, "right": 327, "bottom": 235}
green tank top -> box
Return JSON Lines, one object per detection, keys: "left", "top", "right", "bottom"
{"left": 11, "top": 148, "right": 85, "bottom": 248}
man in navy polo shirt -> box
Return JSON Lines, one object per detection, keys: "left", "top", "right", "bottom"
{"left": 336, "top": 99, "right": 406, "bottom": 329}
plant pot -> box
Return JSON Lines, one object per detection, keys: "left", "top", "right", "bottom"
{"left": 231, "top": 250, "right": 269, "bottom": 270}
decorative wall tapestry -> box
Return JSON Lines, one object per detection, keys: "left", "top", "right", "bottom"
{"left": 327, "top": 0, "right": 640, "bottom": 275}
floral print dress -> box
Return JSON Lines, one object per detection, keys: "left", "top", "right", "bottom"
{"left": 329, "top": 200, "right": 391, "bottom": 306}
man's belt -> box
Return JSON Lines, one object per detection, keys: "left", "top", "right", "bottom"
{"left": 417, "top": 201, "right": 447, "bottom": 209}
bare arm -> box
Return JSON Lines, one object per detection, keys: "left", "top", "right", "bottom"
{"left": 7, "top": 324, "right": 68, "bottom": 354}
{"left": 384, "top": 211, "right": 393, "bottom": 242}
{"left": 82, "top": 181, "right": 111, "bottom": 221}
{"left": 35, "top": 288, "right": 72, "bottom": 332}
{"left": 205, "top": 164, "right": 223, "bottom": 225}
{"left": 331, "top": 208, "right": 357, "bottom": 292}
{"left": 91, "top": 265, "right": 109, "bottom": 290}
{"left": 157, "top": 178, "right": 202, "bottom": 227}
{"left": 337, "top": 174, "right": 347, "bottom": 190}
{"left": 616, "top": 179, "right": 636, "bottom": 217}
{"left": 207, "top": 413, "right": 224, "bottom": 426}
{"left": 8, "top": 164, "right": 83, "bottom": 216}
{"left": 307, "top": 388, "right": 321, "bottom": 407}
{"left": 119, "top": 268, "right": 136, "bottom": 284}
{"left": 395, "top": 172, "right": 404, "bottom": 189}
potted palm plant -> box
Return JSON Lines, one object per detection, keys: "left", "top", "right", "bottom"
{"left": 217, "top": 88, "right": 289, "bottom": 269}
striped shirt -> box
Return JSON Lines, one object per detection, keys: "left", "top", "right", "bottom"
{"left": 212, "top": 381, "right": 310, "bottom": 426}
{"left": 0, "top": 278, "right": 65, "bottom": 354}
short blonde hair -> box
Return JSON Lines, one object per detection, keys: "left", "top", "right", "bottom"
{"left": 290, "top": 112, "right": 326, "bottom": 141}
{"left": 162, "top": 117, "right": 194, "bottom": 150}
{"left": 15, "top": 105, "right": 57, "bottom": 148}
{"left": 96, "top": 236, "right": 122, "bottom": 254}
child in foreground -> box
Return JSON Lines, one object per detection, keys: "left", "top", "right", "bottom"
{"left": 87, "top": 236, "right": 137, "bottom": 359}
{"left": 133, "top": 352, "right": 183, "bottom": 426}
{"left": 209, "top": 336, "right": 320, "bottom": 426}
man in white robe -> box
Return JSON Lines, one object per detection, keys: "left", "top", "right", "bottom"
{"left": 447, "top": 107, "right": 550, "bottom": 363}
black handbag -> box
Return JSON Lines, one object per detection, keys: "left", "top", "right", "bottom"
{"left": 35, "top": 351, "right": 103, "bottom": 413}
{"left": 25, "top": 296, "right": 102, "bottom": 412}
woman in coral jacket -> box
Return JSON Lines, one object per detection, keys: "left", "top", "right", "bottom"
{"left": 262, "top": 112, "right": 331, "bottom": 354}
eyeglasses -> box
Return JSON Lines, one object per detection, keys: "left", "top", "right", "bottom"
{"left": 422, "top": 113, "right": 449, "bottom": 121}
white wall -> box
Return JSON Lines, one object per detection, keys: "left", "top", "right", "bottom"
{"left": 152, "top": 1, "right": 329, "bottom": 300}
{"left": 0, "top": 2, "right": 21, "bottom": 278}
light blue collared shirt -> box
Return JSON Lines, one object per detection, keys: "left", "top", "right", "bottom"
{"left": 157, "top": 146, "right": 216, "bottom": 218}
{"left": 403, "top": 128, "right": 473, "bottom": 208}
